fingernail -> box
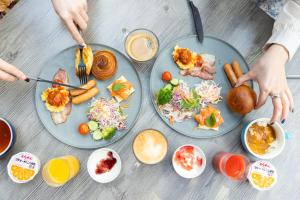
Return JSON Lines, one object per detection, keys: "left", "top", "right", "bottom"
{"left": 292, "top": 109, "right": 294, "bottom": 113}
{"left": 269, "top": 122, "right": 274, "bottom": 126}
{"left": 281, "top": 119, "right": 286, "bottom": 124}
{"left": 24, "top": 78, "right": 30, "bottom": 82}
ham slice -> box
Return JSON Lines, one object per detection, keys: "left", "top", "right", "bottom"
{"left": 50, "top": 69, "right": 72, "bottom": 124}
{"left": 180, "top": 54, "right": 216, "bottom": 80}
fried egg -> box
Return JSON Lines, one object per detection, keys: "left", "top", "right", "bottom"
{"left": 172, "top": 45, "right": 199, "bottom": 70}
{"left": 41, "top": 88, "right": 70, "bottom": 112}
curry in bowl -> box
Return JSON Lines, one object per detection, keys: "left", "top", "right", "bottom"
{"left": 246, "top": 122, "right": 276, "bottom": 155}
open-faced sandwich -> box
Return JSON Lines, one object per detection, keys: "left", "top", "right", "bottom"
{"left": 41, "top": 69, "right": 72, "bottom": 125}
{"left": 172, "top": 45, "right": 216, "bottom": 80}
{"left": 107, "top": 76, "right": 135, "bottom": 102}
{"left": 194, "top": 105, "right": 224, "bottom": 131}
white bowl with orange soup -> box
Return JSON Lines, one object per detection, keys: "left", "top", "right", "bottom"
{"left": 241, "top": 118, "right": 285, "bottom": 160}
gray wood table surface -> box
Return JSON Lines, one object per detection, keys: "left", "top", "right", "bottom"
{"left": 1, "top": 0, "right": 300, "bottom": 199}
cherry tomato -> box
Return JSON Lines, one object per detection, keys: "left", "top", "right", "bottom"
{"left": 162, "top": 71, "right": 172, "bottom": 81}
{"left": 78, "top": 123, "right": 90, "bottom": 135}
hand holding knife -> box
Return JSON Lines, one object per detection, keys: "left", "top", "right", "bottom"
{"left": 25, "top": 77, "right": 87, "bottom": 90}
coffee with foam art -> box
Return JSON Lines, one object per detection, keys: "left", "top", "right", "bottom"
{"left": 133, "top": 129, "right": 167, "bottom": 164}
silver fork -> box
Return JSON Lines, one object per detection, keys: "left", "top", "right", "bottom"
{"left": 76, "top": 24, "right": 87, "bottom": 84}
{"left": 78, "top": 45, "right": 87, "bottom": 84}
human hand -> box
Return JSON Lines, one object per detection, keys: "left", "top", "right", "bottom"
{"left": 0, "top": 58, "right": 27, "bottom": 81}
{"left": 51, "top": 0, "right": 88, "bottom": 45}
{"left": 236, "top": 44, "right": 294, "bottom": 124}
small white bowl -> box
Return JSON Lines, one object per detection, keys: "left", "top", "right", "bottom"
{"left": 0, "top": 117, "right": 16, "bottom": 158}
{"left": 241, "top": 118, "right": 285, "bottom": 160}
{"left": 172, "top": 144, "right": 206, "bottom": 179}
{"left": 87, "top": 148, "right": 121, "bottom": 183}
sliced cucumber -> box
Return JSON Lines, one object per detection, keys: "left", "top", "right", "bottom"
{"left": 170, "top": 78, "right": 179, "bottom": 86}
{"left": 164, "top": 84, "right": 173, "bottom": 91}
{"left": 88, "top": 121, "right": 98, "bottom": 131}
{"left": 92, "top": 129, "right": 103, "bottom": 140}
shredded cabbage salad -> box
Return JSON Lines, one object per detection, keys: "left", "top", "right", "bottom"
{"left": 194, "top": 80, "right": 222, "bottom": 107}
{"left": 159, "top": 82, "right": 194, "bottom": 122}
{"left": 87, "top": 98, "right": 126, "bottom": 130}
{"left": 158, "top": 80, "right": 222, "bottom": 123}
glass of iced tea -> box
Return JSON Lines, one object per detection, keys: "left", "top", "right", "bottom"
{"left": 124, "top": 29, "right": 159, "bottom": 63}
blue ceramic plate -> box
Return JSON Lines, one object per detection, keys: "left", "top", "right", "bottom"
{"left": 150, "top": 35, "right": 251, "bottom": 138}
{"left": 35, "top": 44, "right": 142, "bottom": 149}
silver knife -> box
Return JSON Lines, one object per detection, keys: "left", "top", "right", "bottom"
{"left": 25, "top": 77, "right": 87, "bottom": 90}
{"left": 188, "top": 0, "right": 204, "bottom": 43}
{"left": 287, "top": 75, "right": 300, "bottom": 79}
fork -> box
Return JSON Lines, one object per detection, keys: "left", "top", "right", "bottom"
{"left": 76, "top": 24, "right": 88, "bottom": 84}
{"left": 78, "top": 45, "right": 87, "bottom": 84}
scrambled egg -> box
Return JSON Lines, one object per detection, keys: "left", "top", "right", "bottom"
{"left": 41, "top": 88, "right": 70, "bottom": 112}
{"left": 172, "top": 45, "right": 201, "bottom": 70}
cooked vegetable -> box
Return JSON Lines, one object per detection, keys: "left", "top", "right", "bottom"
{"left": 78, "top": 123, "right": 90, "bottom": 135}
{"left": 162, "top": 71, "right": 172, "bottom": 81}
{"left": 92, "top": 129, "right": 103, "bottom": 140}
{"left": 157, "top": 86, "right": 173, "bottom": 105}
{"left": 87, "top": 121, "right": 98, "bottom": 131}
{"left": 102, "top": 127, "right": 116, "bottom": 140}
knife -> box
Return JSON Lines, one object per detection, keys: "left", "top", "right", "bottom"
{"left": 25, "top": 77, "right": 87, "bottom": 90}
{"left": 287, "top": 75, "right": 300, "bottom": 79}
{"left": 187, "top": 0, "right": 204, "bottom": 43}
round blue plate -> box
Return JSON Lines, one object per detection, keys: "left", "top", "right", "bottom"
{"left": 150, "top": 35, "right": 251, "bottom": 138}
{"left": 35, "top": 44, "right": 142, "bottom": 149}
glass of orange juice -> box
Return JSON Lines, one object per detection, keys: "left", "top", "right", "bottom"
{"left": 42, "top": 155, "right": 80, "bottom": 187}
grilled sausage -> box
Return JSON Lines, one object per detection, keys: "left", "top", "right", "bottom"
{"left": 72, "top": 87, "right": 99, "bottom": 105}
{"left": 232, "top": 60, "right": 249, "bottom": 86}
{"left": 70, "top": 80, "right": 97, "bottom": 97}
{"left": 224, "top": 63, "right": 238, "bottom": 87}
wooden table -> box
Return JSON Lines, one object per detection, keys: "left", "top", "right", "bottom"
{"left": 1, "top": 0, "right": 299, "bottom": 199}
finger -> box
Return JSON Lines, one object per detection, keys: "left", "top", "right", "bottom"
{"left": 74, "top": 13, "right": 87, "bottom": 31}
{"left": 280, "top": 94, "right": 289, "bottom": 123}
{"left": 0, "top": 59, "right": 26, "bottom": 80}
{"left": 64, "top": 19, "right": 85, "bottom": 45}
{"left": 235, "top": 72, "right": 253, "bottom": 87}
{"left": 255, "top": 86, "right": 269, "bottom": 109}
{"left": 286, "top": 88, "right": 294, "bottom": 112}
{"left": 82, "top": 0, "right": 88, "bottom": 11}
{"left": 79, "top": 8, "right": 88, "bottom": 22}
{"left": 202, "top": 62, "right": 216, "bottom": 74}
{"left": 0, "top": 70, "right": 18, "bottom": 82}
{"left": 270, "top": 96, "right": 282, "bottom": 124}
